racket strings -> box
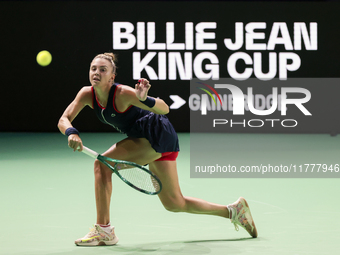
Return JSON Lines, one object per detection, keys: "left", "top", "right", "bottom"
{"left": 116, "top": 163, "right": 161, "bottom": 193}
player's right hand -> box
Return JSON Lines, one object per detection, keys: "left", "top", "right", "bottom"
{"left": 68, "top": 134, "right": 83, "bottom": 152}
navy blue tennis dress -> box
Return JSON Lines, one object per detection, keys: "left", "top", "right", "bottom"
{"left": 91, "top": 84, "right": 179, "bottom": 154}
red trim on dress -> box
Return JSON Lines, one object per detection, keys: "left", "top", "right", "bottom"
{"left": 91, "top": 87, "right": 94, "bottom": 109}
{"left": 155, "top": 152, "right": 179, "bottom": 161}
{"left": 91, "top": 86, "right": 105, "bottom": 110}
{"left": 113, "top": 85, "right": 133, "bottom": 113}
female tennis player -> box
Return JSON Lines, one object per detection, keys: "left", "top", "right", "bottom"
{"left": 58, "top": 53, "right": 257, "bottom": 246}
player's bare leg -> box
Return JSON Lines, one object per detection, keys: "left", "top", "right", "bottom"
{"left": 149, "top": 160, "right": 257, "bottom": 237}
{"left": 75, "top": 137, "right": 162, "bottom": 246}
{"left": 94, "top": 160, "right": 113, "bottom": 225}
{"left": 95, "top": 137, "right": 161, "bottom": 225}
{"left": 149, "top": 160, "right": 229, "bottom": 218}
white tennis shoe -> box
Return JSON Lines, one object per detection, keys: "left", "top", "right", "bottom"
{"left": 227, "top": 197, "right": 258, "bottom": 238}
{"left": 75, "top": 224, "right": 119, "bottom": 246}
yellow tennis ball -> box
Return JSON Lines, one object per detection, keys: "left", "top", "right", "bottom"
{"left": 36, "top": 50, "right": 52, "bottom": 66}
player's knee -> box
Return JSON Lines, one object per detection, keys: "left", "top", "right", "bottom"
{"left": 163, "top": 201, "right": 186, "bottom": 213}
{"left": 94, "top": 159, "right": 111, "bottom": 176}
{"left": 164, "top": 205, "right": 182, "bottom": 212}
{"left": 94, "top": 159, "right": 101, "bottom": 171}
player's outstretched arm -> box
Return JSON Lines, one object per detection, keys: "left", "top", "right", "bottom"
{"left": 57, "top": 87, "right": 92, "bottom": 151}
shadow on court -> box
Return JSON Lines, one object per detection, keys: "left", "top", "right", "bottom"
{"left": 113, "top": 238, "right": 255, "bottom": 254}
{"left": 29, "top": 238, "right": 257, "bottom": 255}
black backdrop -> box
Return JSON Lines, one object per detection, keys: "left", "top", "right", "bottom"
{"left": 1, "top": 0, "right": 339, "bottom": 133}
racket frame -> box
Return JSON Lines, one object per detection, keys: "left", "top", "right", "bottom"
{"left": 81, "top": 146, "right": 162, "bottom": 195}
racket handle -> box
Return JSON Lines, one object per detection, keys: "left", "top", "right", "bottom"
{"left": 80, "top": 146, "right": 99, "bottom": 159}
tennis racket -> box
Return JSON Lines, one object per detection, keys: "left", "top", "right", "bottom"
{"left": 79, "top": 145, "right": 162, "bottom": 195}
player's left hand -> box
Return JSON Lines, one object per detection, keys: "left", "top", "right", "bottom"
{"left": 135, "top": 78, "right": 151, "bottom": 101}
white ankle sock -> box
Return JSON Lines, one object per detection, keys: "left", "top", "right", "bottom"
{"left": 97, "top": 223, "right": 113, "bottom": 234}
